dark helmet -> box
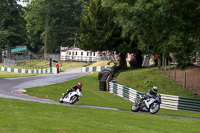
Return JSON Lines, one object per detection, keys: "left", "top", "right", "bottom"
{"left": 77, "top": 83, "right": 82, "bottom": 89}
{"left": 152, "top": 86, "right": 158, "bottom": 94}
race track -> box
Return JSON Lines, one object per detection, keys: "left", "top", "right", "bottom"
{"left": 0, "top": 67, "right": 199, "bottom": 120}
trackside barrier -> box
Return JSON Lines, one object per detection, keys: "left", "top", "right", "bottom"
{"left": 81, "top": 65, "right": 113, "bottom": 72}
{"left": 109, "top": 82, "right": 200, "bottom": 112}
{"left": 0, "top": 66, "right": 58, "bottom": 74}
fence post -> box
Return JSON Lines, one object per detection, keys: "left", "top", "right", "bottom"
{"left": 168, "top": 61, "right": 170, "bottom": 77}
{"left": 184, "top": 71, "right": 186, "bottom": 88}
{"left": 174, "top": 66, "right": 176, "bottom": 81}
{"left": 164, "top": 58, "right": 167, "bottom": 71}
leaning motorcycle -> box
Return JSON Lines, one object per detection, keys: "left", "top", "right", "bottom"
{"left": 59, "top": 89, "right": 82, "bottom": 104}
{"left": 131, "top": 94, "right": 162, "bottom": 114}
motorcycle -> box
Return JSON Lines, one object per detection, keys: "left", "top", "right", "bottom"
{"left": 131, "top": 94, "right": 162, "bottom": 114}
{"left": 59, "top": 89, "right": 82, "bottom": 104}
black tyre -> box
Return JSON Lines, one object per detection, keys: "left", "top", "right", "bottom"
{"left": 150, "top": 103, "right": 160, "bottom": 114}
{"left": 131, "top": 99, "right": 139, "bottom": 112}
{"left": 69, "top": 95, "right": 78, "bottom": 104}
{"left": 59, "top": 100, "right": 63, "bottom": 103}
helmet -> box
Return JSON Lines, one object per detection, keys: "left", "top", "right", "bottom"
{"left": 77, "top": 83, "right": 82, "bottom": 89}
{"left": 152, "top": 86, "right": 158, "bottom": 94}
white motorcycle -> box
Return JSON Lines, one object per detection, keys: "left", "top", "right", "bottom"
{"left": 131, "top": 94, "right": 162, "bottom": 114}
{"left": 59, "top": 89, "right": 82, "bottom": 104}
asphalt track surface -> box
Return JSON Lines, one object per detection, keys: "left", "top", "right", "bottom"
{"left": 0, "top": 67, "right": 199, "bottom": 120}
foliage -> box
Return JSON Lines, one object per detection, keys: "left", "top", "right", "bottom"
{"left": 0, "top": 0, "right": 26, "bottom": 49}
{"left": 102, "top": 0, "right": 200, "bottom": 69}
{"left": 25, "top": 0, "right": 86, "bottom": 53}
{"left": 24, "top": 0, "right": 46, "bottom": 53}
{"left": 78, "top": 0, "right": 140, "bottom": 69}
{"left": 116, "top": 67, "right": 200, "bottom": 98}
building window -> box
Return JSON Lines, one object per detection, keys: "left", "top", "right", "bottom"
{"left": 81, "top": 52, "right": 83, "bottom": 56}
{"left": 69, "top": 51, "right": 71, "bottom": 55}
{"left": 93, "top": 52, "right": 95, "bottom": 56}
{"left": 72, "top": 52, "right": 74, "bottom": 55}
{"left": 76, "top": 52, "right": 77, "bottom": 55}
{"left": 90, "top": 52, "right": 92, "bottom": 56}
{"left": 87, "top": 52, "right": 89, "bottom": 56}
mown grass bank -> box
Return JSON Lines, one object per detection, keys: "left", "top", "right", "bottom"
{"left": 61, "top": 62, "right": 87, "bottom": 71}
{"left": 25, "top": 72, "right": 200, "bottom": 119}
{"left": 0, "top": 98, "right": 200, "bottom": 133}
{"left": 0, "top": 62, "right": 87, "bottom": 78}
{"left": 0, "top": 71, "right": 37, "bottom": 78}
{"left": 116, "top": 67, "right": 200, "bottom": 98}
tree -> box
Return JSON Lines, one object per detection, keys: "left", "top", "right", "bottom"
{"left": 25, "top": 0, "right": 87, "bottom": 54}
{"left": 25, "top": 0, "right": 46, "bottom": 53}
{"left": 79, "top": 0, "right": 139, "bottom": 69}
{"left": 103, "top": 0, "right": 200, "bottom": 69}
{"left": 0, "top": 0, "right": 26, "bottom": 60}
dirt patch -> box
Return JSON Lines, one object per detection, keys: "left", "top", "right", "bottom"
{"left": 164, "top": 65, "right": 200, "bottom": 96}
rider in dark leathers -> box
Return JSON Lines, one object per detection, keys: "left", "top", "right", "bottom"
{"left": 63, "top": 83, "right": 82, "bottom": 97}
{"left": 139, "top": 86, "right": 158, "bottom": 105}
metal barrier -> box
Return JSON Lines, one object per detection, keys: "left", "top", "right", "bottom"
{"left": 109, "top": 82, "right": 200, "bottom": 112}
{"left": 81, "top": 65, "right": 113, "bottom": 72}
{"left": 0, "top": 66, "right": 57, "bottom": 74}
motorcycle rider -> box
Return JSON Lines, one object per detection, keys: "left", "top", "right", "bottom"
{"left": 138, "top": 86, "right": 158, "bottom": 105}
{"left": 64, "top": 83, "right": 83, "bottom": 97}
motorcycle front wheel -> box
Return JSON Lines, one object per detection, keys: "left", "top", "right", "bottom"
{"left": 149, "top": 103, "right": 160, "bottom": 114}
{"left": 69, "top": 95, "right": 78, "bottom": 104}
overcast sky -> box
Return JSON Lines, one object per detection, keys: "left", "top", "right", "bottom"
{"left": 17, "top": 1, "right": 28, "bottom": 7}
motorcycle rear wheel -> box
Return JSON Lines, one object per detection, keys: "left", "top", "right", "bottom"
{"left": 59, "top": 99, "right": 63, "bottom": 103}
{"left": 69, "top": 95, "right": 78, "bottom": 104}
{"left": 131, "top": 99, "right": 139, "bottom": 112}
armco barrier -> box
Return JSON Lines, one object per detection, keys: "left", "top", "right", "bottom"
{"left": 109, "top": 82, "right": 200, "bottom": 112}
{"left": 0, "top": 66, "right": 58, "bottom": 74}
{"left": 81, "top": 65, "right": 113, "bottom": 72}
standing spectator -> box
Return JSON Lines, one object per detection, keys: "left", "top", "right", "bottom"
{"left": 56, "top": 63, "right": 59, "bottom": 73}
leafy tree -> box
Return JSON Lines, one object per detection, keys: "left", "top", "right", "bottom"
{"left": 25, "top": 0, "right": 46, "bottom": 53}
{"left": 79, "top": 0, "right": 140, "bottom": 69}
{"left": 103, "top": 0, "right": 200, "bottom": 69}
{"left": 0, "top": 0, "right": 26, "bottom": 59}
{"left": 25, "top": 0, "right": 86, "bottom": 54}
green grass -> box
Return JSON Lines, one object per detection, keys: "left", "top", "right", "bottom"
{"left": 0, "top": 98, "right": 200, "bottom": 133}
{"left": 0, "top": 61, "right": 87, "bottom": 78}
{"left": 0, "top": 71, "right": 37, "bottom": 78}
{"left": 13, "top": 59, "right": 50, "bottom": 69}
{"left": 2, "top": 60, "right": 87, "bottom": 70}
{"left": 61, "top": 62, "right": 88, "bottom": 71}
{"left": 25, "top": 72, "right": 131, "bottom": 110}
{"left": 25, "top": 72, "right": 200, "bottom": 119}
{"left": 116, "top": 67, "right": 200, "bottom": 98}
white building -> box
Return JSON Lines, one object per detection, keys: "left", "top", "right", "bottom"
{"left": 60, "top": 47, "right": 100, "bottom": 62}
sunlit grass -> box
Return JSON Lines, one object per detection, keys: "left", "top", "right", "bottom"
{"left": 0, "top": 71, "right": 37, "bottom": 78}
{"left": 25, "top": 72, "right": 200, "bottom": 119}
{"left": 116, "top": 67, "right": 200, "bottom": 98}
{"left": 1, "top": 98, "right": 200, "bottom": 133}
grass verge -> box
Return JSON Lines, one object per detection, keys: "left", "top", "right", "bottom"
{"left": 0, "top": 71, "right": 37, "bottom": 78}
{"left": 0, "top": 98, "right": 200, "bottom": 133}
{"left": 61, "top": 62, "right": 88, "bottom": 71}
{"left": 25, "top": 72, "right": 200, "bottom": 119}
{"left": 116, "top": 67, "right": 200, "bottom": 98}
{"left": 0, "top": 62, "right": 87, "bottom": 78}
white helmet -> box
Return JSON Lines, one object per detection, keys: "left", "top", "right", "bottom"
{"left": 152, "top": 86, "right": 158, "bottom": 94}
